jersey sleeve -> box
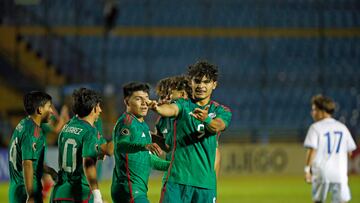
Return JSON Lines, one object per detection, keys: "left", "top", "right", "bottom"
{"left": 95, "top": 118, "right": 107, "bottom": 145}
{"left": 304, "top": 125, "right": 319, "bottom": 149}
{"left": 21, "top": 129, "right": 37, "bottom": 160}
{"left": 215, "top": 105, "right": 232, "bottom": 128}
{"left": 113, "top": 120, "right": 147, "bottom": 153}
{"left": 173, "top": 98, "right": 186, "bottom": 118}
{"left": 82, "top": 130, "right": 98, "bottom": 159}
{"left": 97, "top": 130, "right": 107, "bottom": 145}
{"left": 155, "top": 117, "right": 164, "bottom": 137}
{"left": 150, "top": 154, "right": 170, "bottom": 171}
{"left": 345, "top": 128, "right": 357, "bottom": 152}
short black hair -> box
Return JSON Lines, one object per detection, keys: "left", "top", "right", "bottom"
{"left": 187, "top": 60, "right": 218, "bottom": 81}
{"left": 311, "top": 94, "right": 336, "bottom": 115}
{"left": 72, "top": 88, "right": 102, "bottom": 118}
{"left": 23, "top": 91, "right": 52, "bottom": 115}
{"left": 171, "top": 75, "right": 192, "bottom": 96}
{"left": 123, "top": 82, "right": 150, "bottom": 98}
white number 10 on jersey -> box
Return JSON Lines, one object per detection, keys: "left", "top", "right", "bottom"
{"left": 62, "top": 138, "right": 78, "bottom": 172}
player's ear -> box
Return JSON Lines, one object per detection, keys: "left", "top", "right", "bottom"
{"left": 181, "top": 91, "right": 186, "bottom": 98}
{"left": 124, "top": 98, "right": 129, "bottom": 106}
{"left": 212, "top": 81, "right": 218, "bottom": 90}
{"left": 37, "top": 107, "right": 42, "bottom": 115}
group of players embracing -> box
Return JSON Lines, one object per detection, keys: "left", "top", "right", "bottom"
{"left": 8, "top": 61, "right": 232, "bottom": 203}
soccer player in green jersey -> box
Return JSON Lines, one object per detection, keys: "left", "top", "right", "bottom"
{"left": 152, "top": 77, "right": 174, "bottom": 151}
{"left": 51, "top": 88, "right": 104, "bottom": 203}
{"left": 8, "top": 91, "right": 57, "bottom": 203}
{"left": 158, "top": 75, "right": 192, "bottom": 184}
{"left": 148, "top": 61, "right": 232, "bottom": 203}
{"left": 111, "top": 82, "right": 169, "bottom": 203}
{"left": 94, "top": 116, "right": 114, "bottom": 180}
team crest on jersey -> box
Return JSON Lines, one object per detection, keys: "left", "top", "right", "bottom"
{"left": 208, "top": 113, "right": 216, "bottom": 118}
{"left": 141, "top": 132, "right": 146, "bottom": 137}
{"left": 121, "top": 128, "right": 130, "bottom": 136}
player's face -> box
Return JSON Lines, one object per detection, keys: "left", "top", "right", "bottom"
{"left": 170, "top": 90, "right": 187, "bottom": 100}
{"left": 191, "top": 76, "right": 217, "bottom": 100}
{"left": 311, "top": 104, "right": 323, "bottom": 122}
{"left": 40, "top": 101, "right": 53, "bottom": 123}
{"left": 126, "top": 91, "right": 149, "bottom": 118}
{"left": 93, "top": 103, "right": 102, "bottom": 120}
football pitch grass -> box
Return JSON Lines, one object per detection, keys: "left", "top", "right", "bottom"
{"left": 1, "top": 175, "right": 359, "bottom": 203}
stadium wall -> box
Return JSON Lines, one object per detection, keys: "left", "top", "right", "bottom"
{"left": 0, "top": 144, "right": 359, "bottom": 182}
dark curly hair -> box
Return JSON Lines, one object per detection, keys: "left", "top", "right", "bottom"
{"left": 171, "top": 75, "right": 192, "bottom": 97}
{"left": 72, "top": 88, "right": 102, "bottom": 118}
{"left": 155, "top": 77, "right": 173, "bottom": 99}
{"left": 187, "top": 60, "right": 218, "bottom": 81}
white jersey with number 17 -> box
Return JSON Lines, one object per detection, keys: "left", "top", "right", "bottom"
{"left": 304, "top": 118, "right": 357, "bottom": 183}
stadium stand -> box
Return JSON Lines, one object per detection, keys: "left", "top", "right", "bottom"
{"left": 1, "top": 0, "right": 359, "bottom": 141}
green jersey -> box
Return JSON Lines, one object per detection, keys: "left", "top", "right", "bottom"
{"left": 8, "top": 117, "right": 46, "bottom": 203}
{"left": 94, "top": 117, "right": 107, "bottom": 147}
{"left": 168, "top": 98, "right": 232, "bottom": 189}
{"left": 51, "top": 116, "right": 101, "bottom": 201}
{"left": 111, "top": 112, "right": 169, "bottom": 201}
{"left": 156, "top": 116, "right": 175, "bottom": 184}
{"left": 155, "top": 116, "right": 175, "bottom": 159}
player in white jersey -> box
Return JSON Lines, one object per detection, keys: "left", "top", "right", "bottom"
{"left": 304, "top": 94, "right": 357, "bottom": 203}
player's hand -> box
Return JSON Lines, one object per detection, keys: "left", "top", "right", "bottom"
{"left": 44, "top": 165, "right": 58, "bottom": 182}
{"left": 304, "top": 172, "right": 312, "bottom": 184}
{"left": 146, "top": 99, "right": 159, "bottom": 111}
{"left": 48, "top": 167, "right": 58, "bottom": 182}
{"left": 97, "top": 153, "right": 106, "bottom": 160}
{"left": 190, "top": 105, "right": 210, "bottom": 122}
{"left": 145, "top": 143, "right": 163, "bottom": 156}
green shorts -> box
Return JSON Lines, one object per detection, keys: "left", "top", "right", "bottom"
{"left": 9, "top": 183, "right": 43, "bottom": 203}
{"left": 50, "top": 182, "right": 92, "bottom": 203}
{"left": 160, "top": 182, "right": 216, "bottom": 203}
{"left": 111, "top": 181, "right": 149, "bottom": 203}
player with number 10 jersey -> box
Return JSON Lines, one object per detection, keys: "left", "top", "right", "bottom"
{"left": 51, "top": 88, "right": 104, "bottom": 203}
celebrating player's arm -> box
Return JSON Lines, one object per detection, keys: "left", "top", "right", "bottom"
{"left": 147, "top": 100, "right": 180, "bottom": 118}
{"left": 83, "top": 156, "right": 102, "bottom": 203}
{"left": 23, "top": 159, "right": 35, "bottom": 203}
{"left": 148, "top": 100, "right": 229, "bottom": 135}
{"left": 95, "top": 118, "right": 114, "bottom": 158}
{"left": 99, "top": 141, "right": 114, "bottom": 156}
{"left": 114, "top": 123, "right": 163, "bottom": 156}
{"left": 96, "top": 137, "right": 114, "bottom": 159}
{"left": 20, "top": 132, "right": 37, "bottom": 203}
{"left": 190, "top": 106, "right": 227, "bottom": 133}
{"left": 82, "top": 127, "right": 104, "bottom": 203}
